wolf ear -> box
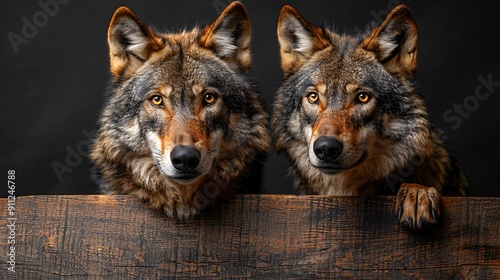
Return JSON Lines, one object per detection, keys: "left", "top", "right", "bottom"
{"left": 107, "top": 6, "right": 164, "bottom": 78}
{"left": 361, "top": 5, "right": 418, "bottom": 76}
{"left": 199, "top": 1, "right": 252, "bottom": 72}
{"left": 277, "top": 5, "right": 330, "bottom": 77}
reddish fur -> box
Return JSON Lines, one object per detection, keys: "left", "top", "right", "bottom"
{"left": 273, "top": 4, "right": 468, "bottom": 230}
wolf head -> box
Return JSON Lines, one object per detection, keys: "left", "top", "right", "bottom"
{"left": 273, "top": 5, "right": 433, "bottom": 193}
{"left": 93, "top": 2, "right": 269, "bottom": 189}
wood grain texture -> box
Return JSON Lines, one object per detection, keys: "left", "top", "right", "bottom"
{"left": 1, "top": 195, "right": 499, "bottom": 279}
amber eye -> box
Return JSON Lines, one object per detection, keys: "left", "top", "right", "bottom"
{"left": 307, "top": 92, "right": 319, "bottom": 104}
{"left": 203, "top": 93, "right": 217, "bottom": 105}
{"left": 357, "top": 92, "right": 371, "bottom": 104}
{"left": 150, "top": 95, "right": 164, "bottom": 106}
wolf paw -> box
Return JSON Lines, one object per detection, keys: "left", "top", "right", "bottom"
{"left": 395, "top": 183, "right": 441, "bottom": 230}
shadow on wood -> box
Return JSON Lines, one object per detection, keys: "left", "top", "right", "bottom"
{"left": 1, "top": 195, "right": 499, "bottom": 279}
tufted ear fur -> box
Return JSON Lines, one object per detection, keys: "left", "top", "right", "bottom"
{"left": 361, "top": 5, "right": 418, "bottom": 76}
{"left": 199, "top": 1, "right": 252, "bottom": 72}
{"left": 107, "top": 6, "right": 164, "bottom": 78}
{"left": 277, "top": 5, "right": 330, "bottom": 77}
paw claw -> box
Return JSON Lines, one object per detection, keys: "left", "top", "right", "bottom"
{"left": 395, "top": 183, "right": 442, "bottom": 230}
{"left": 431, "top": 208, "right": 437, "bottom": 222}
{"left": 407, "top": 217, "right": 413, "bottom": 228}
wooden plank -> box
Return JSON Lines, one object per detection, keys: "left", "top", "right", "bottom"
{"left": 1, "top": 195, "right": 499, "bottom": 279}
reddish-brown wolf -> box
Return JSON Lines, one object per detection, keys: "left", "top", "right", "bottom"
{"left": 272, "top": 5, "right": 468, "bottom": 230}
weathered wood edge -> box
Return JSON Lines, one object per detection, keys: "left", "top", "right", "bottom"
{"left": 1, "top": 195, "right": 499, "bottom": 279}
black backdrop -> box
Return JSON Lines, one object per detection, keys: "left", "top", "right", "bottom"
{"left": 1, "top": 0, "right": 499, "bottom": 197}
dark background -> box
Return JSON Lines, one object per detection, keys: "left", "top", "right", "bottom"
{"left": 1, "top": 0, "right": 499, "bottom": 197}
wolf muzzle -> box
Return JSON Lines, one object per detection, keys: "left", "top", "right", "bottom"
{"left": 313, "top": 136, "right": 343, "bottom": 162}
{"left": 170, "top": 145, "right": 201, "bottom": 171}
{"left": 309, "top": 135, "right": 367, "bottom": 174}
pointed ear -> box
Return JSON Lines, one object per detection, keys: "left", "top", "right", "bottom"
{"left": 199, "top": 1, "right": 252, "bottom": 72}
{"left": 107, "top": 6, "right": 164, "bottom": 78}
{"left": 277, "top": 5, "right": 330, "bottom": 77}
{"left": 361, "top": 5, "right": 418, "bottom": 76}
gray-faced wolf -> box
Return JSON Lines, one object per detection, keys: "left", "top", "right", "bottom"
{"left": 272, "top": 5, "right": 468, "bottom": 230}
{"left": 90, "top": 2, "right": 270, "bottom": 220}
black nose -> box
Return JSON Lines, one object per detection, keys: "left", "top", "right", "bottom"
{"left": 170, "top": 145, "right": 201, "bottom": 171}
{"left": 313, "top": 136, "right": 343, "bottom": 161}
